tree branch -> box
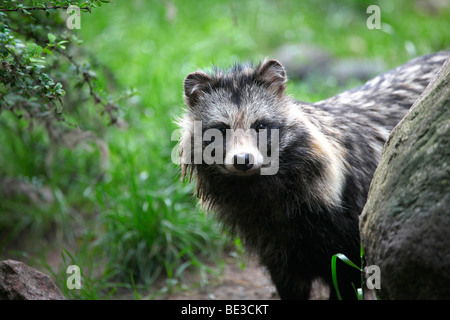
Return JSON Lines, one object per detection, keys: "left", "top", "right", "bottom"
{"left": 0, "top": 6, "right": 91, "bottom": 13}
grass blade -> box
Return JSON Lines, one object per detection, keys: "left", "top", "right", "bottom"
{"left": 331, "top": 254, "right": 342, "bottom": 300}
{"left": 331, "top": 253, "right": 363, "bottom": 300}
{"left": 335, "top": 253, "right": 362, "bottom": 271}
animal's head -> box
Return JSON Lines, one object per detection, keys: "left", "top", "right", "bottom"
{"left": 177, "top": 60, "right": 288, "bottom": 179}
{"left": 176, "top": 59, "right": 348, "bottom": 210}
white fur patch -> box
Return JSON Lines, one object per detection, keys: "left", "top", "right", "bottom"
{"left": 284, "top": 103, "right": 348, "bottom": 209}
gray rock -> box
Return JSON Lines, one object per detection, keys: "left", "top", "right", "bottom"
{"left": 0, "top": 260, "right": 65, "bottom": 300}
{"left": 329, "top": 58, "right": 386, "bottom": 85}
{"left": 360, "top": 58, "right": 450, "bottom": 299}
{"left": 272, "top": 44, "right": 333, "bottom": 79}
{"left": 272, "top": 44, "right": 386, "bottom": 85}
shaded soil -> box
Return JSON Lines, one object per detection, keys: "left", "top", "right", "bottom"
{"left": 156, "top": 256, "right": 330, "bottom": 300}
{"left": 161, "top": 258, "right": 279, "bottom": 300}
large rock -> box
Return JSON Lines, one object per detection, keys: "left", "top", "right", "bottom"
{"left": 272, "top": 44, "right": 385, "bottom": 85}
{"left": 272, "top": 44, "right": 333, "bottom": 80}
{"left": 360, "top": 58, "right": 450, "bottom": 299}
{"left": 0, "top": 260, "right": 65, "bottom": 300}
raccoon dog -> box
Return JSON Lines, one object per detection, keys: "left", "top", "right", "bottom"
{"left": 177, "top": 52, "right": 449, "bottom": 299}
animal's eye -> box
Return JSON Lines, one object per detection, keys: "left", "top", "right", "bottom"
{"left": 255, "top": 123, "right": 267, "bottom": 132}
{"left": 210, "top": 123, "right": 229, "bottom": 135}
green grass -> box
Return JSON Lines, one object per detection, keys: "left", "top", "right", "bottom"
{"left": 0, "top": 0, "right": 448, "bottom": 299}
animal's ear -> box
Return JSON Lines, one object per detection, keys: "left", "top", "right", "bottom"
{"left": 255, "top": 60, "right": 287, "bottom": 96}
{"left": 183, "top": 71, "right": 212, "bottom": 107}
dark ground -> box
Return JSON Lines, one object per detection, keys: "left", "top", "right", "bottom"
{"left": 156, "top": 256, "right": 330, "bottom": 300}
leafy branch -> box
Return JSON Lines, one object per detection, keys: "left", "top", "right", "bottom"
{"left": 0, "top": 1, "right": 110, "bottom": 13}
{"left": 0, "top": 6, "right": 88, "bottom": 12}
{"left": 0, "top": 0, "right": 127, "bottom": 130}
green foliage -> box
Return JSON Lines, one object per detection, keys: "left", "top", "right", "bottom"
{"left": 0, "top": 1, "right": 227, "bottom": 299}
{"left": 331, "top": 245, "right": 365, "bottom": 300}
{"left": 0, "top": 0, "right": 448, "bottom": 299}
{"left": 96, "top": 145, "right": 225, "bottom": 286}
{"left": 0, "top": 0, "right": 118, "bottom": 248}
{"left": 0, "top": 1, "right": 119, "bottom": 126}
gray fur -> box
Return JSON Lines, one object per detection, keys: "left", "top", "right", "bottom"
{"left": 177, "top": 52, "right": 450, "bottom": 299}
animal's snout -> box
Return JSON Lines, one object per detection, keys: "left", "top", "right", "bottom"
{"left": 233, "top": 153, "right": 254, "bottom": 171}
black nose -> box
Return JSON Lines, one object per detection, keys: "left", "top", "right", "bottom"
{"left": 233, "top": 153, "right": 254, "bottom": 171}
